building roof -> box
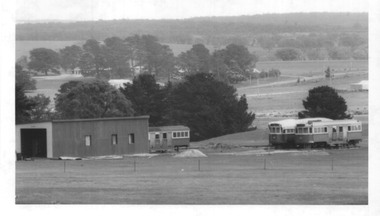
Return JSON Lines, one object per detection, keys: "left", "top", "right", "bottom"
{"left": 50, "top": 116, "right": 149, "bottom": 123}
{"left": 149, "top": 125, "right": 190, "bottom": 132}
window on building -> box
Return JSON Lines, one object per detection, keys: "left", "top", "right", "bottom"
{"left": 163, "top": 133, "right": 167, "bottom": 139}
{"left": 324, "top": 127, "right": 327, "bottom": 133}
{"left": 129, "top": 133, "right": 135, "bottom": 144}
{"left": 85, "top": 135, "right": 91, "bottom": 146}
{"left": 111, "top": 134, "right": 117, "bottom": 145}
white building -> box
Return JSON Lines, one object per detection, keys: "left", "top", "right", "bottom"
{"left": 108, "top": 79, "right": 132, "bottom": 89}
{"left": 350, "top": 80, "right": 368, "bottom": 90}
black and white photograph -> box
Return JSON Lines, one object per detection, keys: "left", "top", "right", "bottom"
{"left": 1, "top": 0, "right": 379, "bottom": 215}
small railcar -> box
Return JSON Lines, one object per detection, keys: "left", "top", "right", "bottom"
{"left": 148, "top": 125, "right": 190, "bottom": 152}
{"left": 268, "top": 118, "right": 332, "bottom": 148}
{"left": 295, "top": 119, "right": 362, "bottom": 148}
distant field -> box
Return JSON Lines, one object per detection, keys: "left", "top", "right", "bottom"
{"left": 237, "top": 72, "right": 368, "bottom": 116}
{"left": 256, "top": 60, "right": 368, "bottom": 76}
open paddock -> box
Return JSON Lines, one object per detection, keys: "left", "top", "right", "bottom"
{"left": 256, "top": 60, "right": 368, "bottom": 77}
{"left": 16, "top": 144, "right": 368, "bottom": 204}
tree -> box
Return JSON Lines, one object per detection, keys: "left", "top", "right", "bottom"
{"left": 16, "top": 85, "right": 36, "bottom": 124}
{"left": 28, "top": 94, "right": 53, "bottom": 121}
{"left": 177, "top": 44, "right": 211, "bottom": 74}
{"left": 210, "top": 49, "right": 229, "bottom": 82}
{"left": 16, "top": 55, "right": 29, "bottom": 69}
{"left": 59, "top": 45, "right": 83, "bottom": 73}
{"left": 80, "top": 39, "right": 107, "bottom": 77}
{"left": 103, "top": 36, "right": 132, "bottom": 78}
{"left": 224, "top": 44, "right": 257, "bottom": 72}
{"left": 274, "top": 48, "right": 300, "bottom": 61}
{"left": 55, "top": 80, "right": 135, "bottom": 119}
{"left": 327, "top": 46, "right": 351, "bottom": 60}
{"left": 28, "top": 48, "right": 60, "bottom": 75}
{"left": 257, "top": 36, "right": 276, "bottom": 52}
{"left": 16, "top": 64, "right": 36, "bottom": 91}
{"left": 325, "top": 67, "right": 331, "bottom": 78}
{"left": 120, "top": 74, "right": 166, "bottom": 126}
{"left": 168, "top": 73, "right": 255, "bottom": 141}
{"left": 298, "top": 86, "right": 351, "bottom": 119}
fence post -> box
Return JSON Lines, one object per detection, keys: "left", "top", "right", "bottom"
{"left": 331, "top": 159, "right": 334, "bottom": 171}
{"left": 134, "top": 158, "right": 136, "bottom": 172}
{"left": 64, "top": 161, "right": 66, "bottom": 173}
{"left": 264, "top": 158, "right": 266, "bottom": 170}
{"left": 198, "top": 159, "right": 200, "bottom": 171}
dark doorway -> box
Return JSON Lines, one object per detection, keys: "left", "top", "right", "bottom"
{"left": 21, "top": 129, "right": 47, "bottom": 158}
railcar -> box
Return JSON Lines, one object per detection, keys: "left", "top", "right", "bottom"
{"left": 268, "top": 118, "right": 332, "bottom": 148}
{"left": 295, "top": 119, "right": 362, "bottom": 148}
{"left": 148, "top": 125, "right": 190, "bottom": 152}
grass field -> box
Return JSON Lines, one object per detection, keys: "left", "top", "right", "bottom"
{"left": 236, "top": 72, "right": 368, "bottom": 116}
{"left": 16, "top": 143, "right": 368, "bottom": 204}
{"left": 256, "top": 60, "right": 368, "bottom": 76}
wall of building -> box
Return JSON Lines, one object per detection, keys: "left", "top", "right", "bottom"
{"left": 16, "top": 122, "right": 53, "bottom": 158}
{"left": 51, "top": 117, "right": 149, "bottom": 158}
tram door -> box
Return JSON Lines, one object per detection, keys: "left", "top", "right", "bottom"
{"left": 155, "top": 133, "right": 161, "bottom": 147}
{"left": 338, "top": 126, "right": 344, "bottom": 140}
{"left": 332, "top": 126, "right": 337, "bottom": 141}
{"left": 162, "top": 133, "right": 168, "bottom": 148}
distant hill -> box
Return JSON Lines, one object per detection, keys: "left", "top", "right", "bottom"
{"left": 16, "top": 13, "right": 368, "bottom": 46}
{"left": 16, "top": 19, "right": 78, "bottom": 24}
{"left": 190, "top": 12, "right": 368, "bottom": 27}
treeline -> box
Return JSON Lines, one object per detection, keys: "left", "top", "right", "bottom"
{"left": 16, "top": 13, "right": 368, "bottom": 46}
{"left": 16, "top": 68, "right": 256, "bottom": 141}
{"left": 20, "top": 35, "right": 266, "bottom": 84}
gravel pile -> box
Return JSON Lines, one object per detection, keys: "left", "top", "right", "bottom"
{"left": 173, "top": 149, "right": 207, "bottom": 158}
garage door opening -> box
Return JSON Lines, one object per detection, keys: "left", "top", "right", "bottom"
{"left": 21, "top": 129, "right": 47, "bottom": 158}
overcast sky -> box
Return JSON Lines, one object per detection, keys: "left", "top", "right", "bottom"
{"left": 16, "top": 0, "right": 369, "bottom": 21}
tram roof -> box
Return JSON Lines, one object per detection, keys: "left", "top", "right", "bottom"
{"left": 268, "top": 118, "right": 332, "bottom": 129}
{"left": 309, "top": 119, "right": 361, "bottom": 126}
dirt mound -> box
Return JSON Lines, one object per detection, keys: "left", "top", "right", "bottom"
{"left": 173, "top": 149, "right": 207, "bottom": 158}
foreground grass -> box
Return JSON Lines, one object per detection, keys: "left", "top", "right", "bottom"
{"left": 16, "top": 146, "right": 367, "bottom": 204}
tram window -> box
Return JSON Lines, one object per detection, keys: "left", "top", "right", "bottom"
{"left": 358, "top": 125, "right": 361, "bottom": 130}
{"left": 276, "top": 128, "right": 280, "bottom": 133}
{"left": 332, "top": 127, "right": 336, "bottom": 132}
{"left": 185, "top": 131, "right": 189, "bottom": 137}
{"left": 339, "top": 127, "right": 343, "bottom": 132}
{"left": 302, "top": 128, "right": 307, "bottom": 133}
{"left": 324, "top": 127, "right": 327, "bottom": 133}
{"left": 348, "top": 126, "right": 351, "bottom": 131}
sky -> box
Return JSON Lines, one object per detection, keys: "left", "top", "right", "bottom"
{"left": 16, "top": 0, "right": 369, "bottom": 21}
